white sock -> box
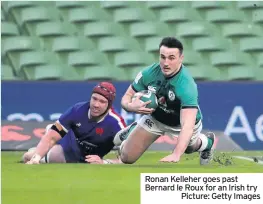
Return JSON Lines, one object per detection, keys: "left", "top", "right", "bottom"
{"left": 198, "top": 133, "right": 208, "bottom": 152}
{"left": 39, "top": 151, "right": 51, "bottom": 163}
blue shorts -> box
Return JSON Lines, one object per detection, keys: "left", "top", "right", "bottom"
{"left": 57, "top": 131, "right": 85, "bottom": 163}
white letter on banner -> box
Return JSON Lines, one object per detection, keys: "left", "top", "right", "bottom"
{"left": 255, "top": 115, "right": 263, "bottom": 141}
{"left": 224, "top": 106, "right": 256, "bottom": 142}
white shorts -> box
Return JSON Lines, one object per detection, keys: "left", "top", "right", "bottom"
{"left": 137, "top": 115, "right": 202, "bottom": 146}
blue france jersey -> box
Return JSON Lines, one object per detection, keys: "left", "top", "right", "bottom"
{"left": 57, "top": 102, "right": 126, "bottom": 161}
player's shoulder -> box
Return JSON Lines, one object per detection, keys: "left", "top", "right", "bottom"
{"left": 106, "top": 108, "right": 126, "bottom": 129}
{"left": 136, "top": 62, "right": 160, "bottom": 77}
{"left": 134, "top": 62, "right": 160, "bottom": 83}
{"left": 143, "top": 62, "right": 160, "bottom": 74}
{"left": 173, "top": 65, "right": 197, "bottom": 86}
{"left": 71, "top": 101, "right": 89, "bottom": 112}
{"left": 170, "top": 65, "right": 198, "bottom": 96}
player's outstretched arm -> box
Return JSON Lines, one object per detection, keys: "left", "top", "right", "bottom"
{"left": 85, "top": 155, "right": 122, "bottom": 164}
{"left": 160, "top": 108, "right": 197, "bottom": 163}
{"left": 26, "top": 122, "right": 64, "bottom": 164}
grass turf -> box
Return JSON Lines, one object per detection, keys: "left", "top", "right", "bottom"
{"left": 2, "top": 151, "right": 263, "bottom": 204}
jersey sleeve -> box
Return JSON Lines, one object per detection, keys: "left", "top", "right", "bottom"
{"left": 58, "top": 105, "right": 75, "bottom": 132}
{"left": 131, "top": 63, "right": 157, "bottom": 92}
{"left": 109, "top": 111, "right": 126, "bottom": 135}
{"left": 131, "top": 70, "right": 146, "bottom": 92}
{"left": 177, "top": 81, "right": 199, "bottom": 109}
{"left": 112, "top": 120, "right": 125, "bottom": 135}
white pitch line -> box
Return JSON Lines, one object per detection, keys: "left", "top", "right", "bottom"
{"left": 233, "top": 156, "right": 263, "bottom": 165}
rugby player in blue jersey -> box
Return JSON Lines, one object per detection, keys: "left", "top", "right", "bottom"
{"left": 23, "top": 82, "right": 126, "bottom": 164}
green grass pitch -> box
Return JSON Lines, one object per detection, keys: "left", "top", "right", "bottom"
{"left": 2, "top": 151, "right": 263, "bottom": 204}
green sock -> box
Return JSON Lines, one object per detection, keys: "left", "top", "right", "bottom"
{"left": 205, "top": 138, "right": 213, "bottom": 151}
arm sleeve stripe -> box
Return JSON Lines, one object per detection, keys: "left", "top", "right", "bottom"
{"left": 109, "top": 109, "right": 126, "bottom": 129}
{"left": 56, "top": 120, "right": 69, "bottom": 133}
{"left": 131, "top": 85, "right": 139, "bottom": 92}
{"left": 181, "top": 106, "right": 198, "bottom": 109}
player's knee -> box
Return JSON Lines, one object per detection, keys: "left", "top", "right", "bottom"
{"left": 47, "top": 145, "right": 66, "bottom": 163}
{"left": 119, "top": 141, "right": 135, "bottom": 164}
{"left": 120, "top": 152, "right": 135, "bottom": 164}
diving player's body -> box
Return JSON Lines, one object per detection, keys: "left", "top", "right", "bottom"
{"left": 23, "top": 82, "right": 126, "bottom": 164}
{"left": 116, "top": 37, "right": 215, "bottom": 165}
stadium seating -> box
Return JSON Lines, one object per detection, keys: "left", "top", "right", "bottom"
{"left": 192, "top": 37, "right": 229, "bottom": 52}
{"left": 1, "top": 22, "right": 19, "bottom": 36}
{"left": 100, "top": 1, "right": 130, "bottom": 9}
{"left": 1, "top": 64, "right": 17, "bottom": 80}
{"left": 23, "top": 64, "right": 63, "bottom": 80}
{"left": 237, "top": 1, "right": 263, "bottom": 9}
{"left": 191, "top": 1, "right": 226, "bottom": 9}
{"left": 146, "top": 1, "right": 174, "bottom": 10}
{"left": 240, "top": 37, "right": 263, "bottom": 52}
{"left": 1, "top": 1, "right": 263, "bottom": 81}
{"left": 253, "top": 9, "right": 263, "bottom": 23}
{"left": 210, "top": 52, "right": 252, "bottom": 67}
{"left": 206, "top": 9, "right": 243, "bottom": 24}
{"left": 258, "top": 53, "right": 263, "bottom": 67}
{"left": 160, "top": 8, "right": 191, "bottom": 23}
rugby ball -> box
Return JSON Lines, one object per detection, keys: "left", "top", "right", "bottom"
{"left": 132, "top": 90, "right": 158, "bottom": 109}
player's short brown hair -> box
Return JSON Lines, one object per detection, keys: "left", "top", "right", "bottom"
{"left": 159, "top": 37, "right": 183, "bottom": 55}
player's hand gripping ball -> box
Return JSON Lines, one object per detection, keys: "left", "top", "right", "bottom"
{"left": 132, "top": 90, "right": 158, "bottom": 109}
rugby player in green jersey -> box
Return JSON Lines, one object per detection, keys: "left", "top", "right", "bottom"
{"left": 115, "top": 37, "right": 215, "bottom": 165}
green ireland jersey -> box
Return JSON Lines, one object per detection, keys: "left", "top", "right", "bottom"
{"left": 132, "top": 63, "right": 202, "bottom": 127}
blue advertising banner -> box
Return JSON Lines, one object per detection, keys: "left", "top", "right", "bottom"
{"left": 2, "top": 81, "right": 263, "bottom": 150}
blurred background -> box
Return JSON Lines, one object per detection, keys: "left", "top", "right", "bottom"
{"left": 1, "top": 1, "right": 263, "bottom": 152}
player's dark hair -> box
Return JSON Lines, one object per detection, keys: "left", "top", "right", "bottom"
{"left": 159, "top": 37, "right": 183, "bottom": 55}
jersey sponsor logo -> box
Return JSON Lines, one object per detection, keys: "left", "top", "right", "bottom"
{"left": 134, "top": 71, "right": 142, "bottom": 84}
{"left": 159, "top": 106, "right": 175, "bottom": 114}
{"left": 148, "top": 86, "right": 157, "bottom": 94}
{"left": 168, "top": 90, "right": 175, "bottom": 101}
{"left": 96, "top": 127, "right": 104, "bottom": 136}
{"left": 144, "top": 119, "right": 154, "bottom": 129}
{"left": 157, "top": 97, "right": 175, "bottom": 113}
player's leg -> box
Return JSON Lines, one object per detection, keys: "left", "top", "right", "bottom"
{"left": 56, "top": 131, "right": 83, "bottom": 163}
{"left": 165, "top": 120, "right": 215, "bottom": 165}
{"left": 113, "top": 121, "right": 137, "bottom": 146}
{"left": 43, "top": 145, "right": 66, "bottom": 163}
{"left": 183, "top": 121, "right": 215, "bottom": 165}
{"left": 198, "top": 132, "right": 215, "bottom": 165}
{"left": 119, "top": 115, "right": 161, "bottom": 164}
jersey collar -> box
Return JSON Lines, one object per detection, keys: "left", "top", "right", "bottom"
{"left": 88, "top": 109, "right": 108, "bottom": 123}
